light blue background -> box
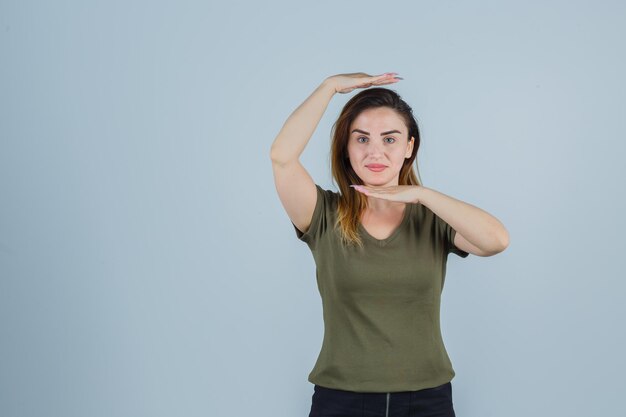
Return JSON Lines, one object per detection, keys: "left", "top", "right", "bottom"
{"left": 1, "top": 1, "right": 624, "bottom": 416}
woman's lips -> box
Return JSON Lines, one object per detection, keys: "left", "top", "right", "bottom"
{"left": 366, "top": 165, "right": 386, "bottom": 172}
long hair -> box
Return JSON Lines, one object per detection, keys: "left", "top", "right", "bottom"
{"left": 330, "top": 87, "right": 422, "bottom": 249}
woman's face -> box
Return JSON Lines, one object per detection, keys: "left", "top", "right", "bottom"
{"left": 347, "top": 107, "right": 414, "bottom": 187}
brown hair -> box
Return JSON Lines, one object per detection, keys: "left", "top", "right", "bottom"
{"left": 329, "top": 87, "right": 422, "bottom": 249}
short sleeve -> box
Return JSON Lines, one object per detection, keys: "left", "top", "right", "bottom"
{"left": 291, "top": 184, "right": 329, "bottom": 247}
{"left": 432, "top": 211, "right": 469, "bottom": 258}
{"left": 447, "top": 224, "right": 469, "bottom": 258}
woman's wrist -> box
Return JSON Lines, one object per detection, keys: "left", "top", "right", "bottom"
{"left": 321, "top": 77, "right": 338, "bottom": 95}
{"left": 414, "top": 185, "right": 430, "bottom": 205}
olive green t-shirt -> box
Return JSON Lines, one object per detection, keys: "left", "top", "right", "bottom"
{"left": 292, "top": 184, "right": 469, "bottom": 393}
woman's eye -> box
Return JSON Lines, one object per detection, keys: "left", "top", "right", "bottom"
{"left": 357, "top": 136, "right": 396, "bottom": 143}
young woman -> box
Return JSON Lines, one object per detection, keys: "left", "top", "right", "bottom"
{"left": 270, "top": 72, "right": 509, "bottom": 417}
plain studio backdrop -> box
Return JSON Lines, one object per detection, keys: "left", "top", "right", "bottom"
{"left": 1, "top": 1, "right": 624, "bottom": 416}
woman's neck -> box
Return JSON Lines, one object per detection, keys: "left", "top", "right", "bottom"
{"left": 366, "top": 198, "right": 405, "bottom": 213}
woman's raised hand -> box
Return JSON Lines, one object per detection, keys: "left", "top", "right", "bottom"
{"left": 326, "top": 72, "right": 403, "bottom": 94}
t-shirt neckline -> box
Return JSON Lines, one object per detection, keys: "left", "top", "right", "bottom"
{"left": 358, "top": 203, "right": 412, "bottom": 246}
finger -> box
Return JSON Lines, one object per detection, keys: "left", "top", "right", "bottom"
{"left": 373, "top": 80, "right": 396, "bottom": 86}
{"left": 368, "top": 73, "right": 394, "bottom": 83}
{"left": 373, "top": 76, "right": 402, "bottom": 86}
{"left": 352, "top": 185, "right": 371, "bottom": 194}
{"left": 380, "top": 74, "right": 402, "bottom": 81}
{"left": 361, "top": 187, "right": 391, "bottom": 193}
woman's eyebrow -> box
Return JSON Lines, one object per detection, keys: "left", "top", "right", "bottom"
{"left": 351, "top": 129, "right": 402, "bottom": 136}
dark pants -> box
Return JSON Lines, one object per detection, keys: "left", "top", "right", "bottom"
{"left": 308, "top": 382, "right": 456, "bottom": 417}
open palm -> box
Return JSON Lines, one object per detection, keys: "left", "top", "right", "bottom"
{"left": 328, "top": 72, "right": 403, "bottom": 94}
{"left": 351, "top": 184, "right": 421, "bottom": 204}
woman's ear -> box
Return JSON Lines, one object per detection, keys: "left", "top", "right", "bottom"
{"left": 406, "top": 136, "right": 415, "bottom": 157}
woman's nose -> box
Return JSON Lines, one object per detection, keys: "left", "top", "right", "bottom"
{"left": 367, "top": 143, "right": 385, "bottom": 156}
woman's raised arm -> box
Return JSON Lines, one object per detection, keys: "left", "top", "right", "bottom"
{"left": 269, "top": 73, "right": 401, "bottom": 235}
{"left": 269, "top": 73, "right": 400, "bottom": 164}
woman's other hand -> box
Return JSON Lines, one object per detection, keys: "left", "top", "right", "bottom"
{"left": 350, "top": 184, "right": 422, "bottom": 204}
{"left": 325, "top": 72, "right": 403, "bottom": 94}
